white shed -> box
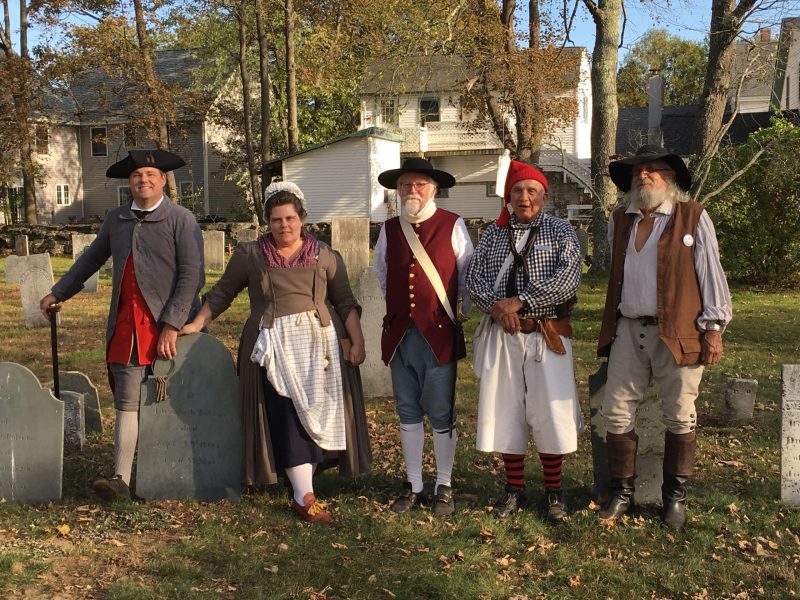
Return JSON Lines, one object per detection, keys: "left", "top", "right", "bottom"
{"left": 264, "top": 127, "right": 404, "bottom": 223}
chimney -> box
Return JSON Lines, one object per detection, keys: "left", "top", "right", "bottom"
{"left": 647, "top": 71, "right": 664, "bottom": 147}
{"left": 759, "top": 28, "right": 771, "bottom": 42}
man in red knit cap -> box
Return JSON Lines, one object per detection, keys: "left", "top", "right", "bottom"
{"left": 466, "top": 159, "right": 583, "bottom": 523}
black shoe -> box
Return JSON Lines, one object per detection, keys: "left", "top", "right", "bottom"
{"left": 492, "top": 485, "right": 526, "bottom": 519}
{"left": 598, "top": 477, "right": 634, "bottom": 521}
{"left": 93, "top": 475, "right": 131, "bottom": 502}
{"left": 661, "top": 474, "right": 688, "bottom": 531}
{"left": 391, "top": 482, "right": 425, "bottom": 513}
{"left": 545, "top": 488, "right": 568, "bottom": 524}
{"left": 432, "top": 484, "right": 455, "bottom": 517}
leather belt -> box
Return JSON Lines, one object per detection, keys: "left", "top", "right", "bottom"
{"left": 634, "top": 316, "right": 658, "bottom": 326}
{"left": 517, "top": 317, "right": 572, "bottom": 355}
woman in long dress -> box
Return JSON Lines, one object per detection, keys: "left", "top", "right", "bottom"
{"left": 181, "top": 183, "right": 369, "bottom": 522}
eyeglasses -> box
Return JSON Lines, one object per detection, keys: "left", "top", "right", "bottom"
{"left": 397, "top": 182, "right": 432, "bottom": 192}
{"left": 633, "top": 166, "right": 673, "bottom": 176}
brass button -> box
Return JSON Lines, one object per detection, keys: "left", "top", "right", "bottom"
{"left": 409, "top": 285, "right": 414, "bottom": 290}
{"left": 438, "top": 324, "right": 442, "bottom": 328}
{"left": 410, "top": 303, "right": 416, "bottom": 308}
{"left": 409, "top": 273, "right": 415, "bottom": 278}
{"left": 409, "top": 294, "right": 415, "bottom": 299}
{"left": 410, "top": 263, "right": 416, "bottom": 268}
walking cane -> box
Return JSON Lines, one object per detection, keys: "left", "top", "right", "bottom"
{"left": 48, "top": 303, "right": 62, "bottom": 400}
{"left": 448, "top": 298, "right": 464, "bottom": 438}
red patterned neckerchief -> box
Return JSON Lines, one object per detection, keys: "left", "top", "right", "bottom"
{"left": 258, "top": 232, "right": 319, "bottom": 268}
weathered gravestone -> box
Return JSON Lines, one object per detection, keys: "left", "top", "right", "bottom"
{"left": 589, "top": 362, "right": 664, "bottom": 504}
{"left": 61, "top": 390, "right": 85, "bottom": 452}
{"left": 0, "top": 362, "right": 64, "bottom": 503}
{"left": 574, "top": 227, "right": 589, "bottom": 261}
{"left": 781, "top": 364, "right": 800, "bottom": 506}
{"left": 331, "top": 218, "right": 370, "bottom": 282}
{"left": 202, "top": 231, "right": 225, "bottom": 271}
{"left": 725, "top": 377, "right": 758, "bottom": 422}
{"left": 76, "top": 247, "right": 100, "bottom": 293}
{"left": 236, "top": 227, "right": 259, "bottom": 245}
{"left": 71, "top": 233, "right": 96, "bottom": 260}
{"left": 353, "top": 267, "right": 393, "bottom": 398}
{"left": 20, "top": 260, "right": 55, "bottom": 328}
{"left": 15, "top": 235, "right": 29, "bottom": 256}
{"left": 136, "top": 333, "right": 242, "bottom": 501}
{"left": 4, "top": 252, "right": 51, "bottom": 285}
{"left": 61, "top": 371, "right": 103, "bottom": 435}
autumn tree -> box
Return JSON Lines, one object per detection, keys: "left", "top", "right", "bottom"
{"left": 617, "top": 29, "right": 708, "bottom": 107}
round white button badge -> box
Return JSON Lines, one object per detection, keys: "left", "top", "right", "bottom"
{"left": 683, "top": 234, "right": 694, "bottom": 247}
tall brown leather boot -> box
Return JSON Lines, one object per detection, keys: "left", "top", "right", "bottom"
{"left": 662, "top": 431, "right": 696, "bottom": 531}
{"left": 598, "top": 431, "right": 638, "bottom": 521}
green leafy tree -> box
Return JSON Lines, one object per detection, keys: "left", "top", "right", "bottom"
{"left": 703, "top": 115, "right": 800, "bottom": 286}
{"left": 617, "top": 28, "right": 708, "bottom": 107}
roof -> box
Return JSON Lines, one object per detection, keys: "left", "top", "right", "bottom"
{"left": 772, "top": 17, "right": 800, "bottom": 108}
{"left": 360, "top": 50, "right": 586, "bottom": 95}
{"left": 729, "top": 36, "right": 778, "bottom": 100}
{"left": 47, "top": 49, "right": 207, "bottom": 124}
{"left": 617, "top": 106, "right": 800, "bottom": 156}
{"left": 262, "top": 127, "right": 405, "bottom": 168}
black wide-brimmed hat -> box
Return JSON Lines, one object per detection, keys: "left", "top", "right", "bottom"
{"left": 106, "top": 149, "right": 186, "bottom": 179}
{"left": 609, "top": 144, "right": 691, "bottom": 192}
{"left": 378, "top": 157, "right": 456, "bottom": 189}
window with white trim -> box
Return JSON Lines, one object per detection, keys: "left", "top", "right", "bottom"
{"left": 91, "top": 127, "right": 107, "bottom": 156}
{"left": 486, "top": 183, "right": 496, "bottom": 197}
{"left": 118, "top": 186, "right": 132, "bottom": 206}
{"left": 380, "top": 99, "right": 398, "bottom": 126}
{"left": 420, "top": 97, "right": 440, "bottom": 125}
{"left": 56, "top": 184, "right": 71, "bottom": 206}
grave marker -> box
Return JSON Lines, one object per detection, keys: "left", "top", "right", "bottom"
{"left": 71, "top": 233, "right": 96, "bottom": 260}
{"left": 331, "top": 218, "right": 370, "bottom": 282}
{"left": 237, "top": 228, "right": 259, "bottom": 244}
{"left": 20, "top": 262, "right": 55, "bottom": 328}
{"left": 0, "top": 362, "right": 64, "bottom": 503}
{"left": 76, "top": 247, "right": 100, "bottom": 293}
{"left": 202, "top": 231, "right": 225, "bottom": 271}
{"left": 589, "top": 363, "right": 664, "bottom": 504}
{"left": 781, "top": 364, "right": 800, "bottom": 506}
{"left": 4, "top": 252, "right": 51, "bottom": 285}
{"left": 61, "top": 391, "right": 85, "bottom": 452}
{"left": 136, "top": 333, "right": 242, "bottom": 501}
{"left": 15, "top": 235, "right": 29, "bottom": 256}
{"left": 725, "top": 377, "right": 758, "bottom": 422}
{"left": 353, "top": 267, "right": 393, "bottom": 398}
{"left": 61, "top": 371, "right": 103, "bottom": 435}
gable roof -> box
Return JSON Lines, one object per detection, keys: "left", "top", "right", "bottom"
{"left": 772, "top": 17, "right": 800, "bottom": 108}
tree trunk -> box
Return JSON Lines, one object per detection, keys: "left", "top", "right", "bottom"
{"left": 690, "top": 0, "right": 756, "bottom": 197}
{"left": 254, "top": 0, "right": 270, "bottom": 225}
{"left": 237, "top": 0, "right": 262, "bottom": 218}
{"left": 15, "top": 0, "right": 37, "bottom": 223}
{"left": 285, "top": 0, "right": 299, "bottom": 153}
{"left": 584, "top": 0, "right": 622, "bottom": 272}
{"left": 132, "top": 0, "right": 179, "bottom": 202}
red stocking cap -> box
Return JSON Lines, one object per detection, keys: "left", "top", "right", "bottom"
{"left": 496, "top": 161, "right": 549, "bottom": 227}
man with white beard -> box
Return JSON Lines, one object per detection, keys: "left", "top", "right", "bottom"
{"left": 374, "top": 158, "right": 473, "bottom": 517}
{"left": 597, "top": 145, "right": 732, "bottom": 530}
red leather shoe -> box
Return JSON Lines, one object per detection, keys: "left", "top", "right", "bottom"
{"left": 291, "top": 492, "right": 332, "bottom": 523}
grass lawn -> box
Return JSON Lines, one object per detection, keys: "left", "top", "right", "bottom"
{"left": 1, "top": 257, "right": 799, "bottom": 599}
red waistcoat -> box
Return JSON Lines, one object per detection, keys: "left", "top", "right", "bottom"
{"left": 381, "top": 210, "right": 466, "bottom": 366}
{"left": 107, "top": 254, "right": 160, "bottom": 366}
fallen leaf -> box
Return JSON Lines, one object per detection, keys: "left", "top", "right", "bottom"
{"left": 382, "top": 589, "right": 396, "bottom": 597}
{"left": 331, "top": 542, "right": 348, "bottom": 550}
{"left": 277, "top": 543, "right": 289, "bottom": 552}
{"left": 569, "top": 575, "right": 581, "bottom": 588}
{"left": 109, "top": 539, "right": 126, "bottom": 547}
{"left": 56, "top": 524, "right": 70, "bottom": 536}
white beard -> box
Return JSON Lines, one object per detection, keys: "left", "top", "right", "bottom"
{"left": 401, "top": 197, "right": 422, "bottom": 218}
{"left": 627, "top": 183, "right": 689, "bottom": 211}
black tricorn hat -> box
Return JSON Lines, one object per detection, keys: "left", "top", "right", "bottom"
{"left": 609, "top": 144, "right": 691, "bottom": 192}
{"left": 106, "top": 149, "right": 186, "bottom": 179}
{"left": 378, "top": 157, "right": 456, "bottom": 189}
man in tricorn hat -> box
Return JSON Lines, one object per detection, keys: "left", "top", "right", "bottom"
{"left": 466, "top": 160, "right": 583, "bottom": 523}
{"left": 40, "top": 149, "right": 204, "bottom": 501}
{"left": 375, "top": 157, "right": 473, "bottom": 516}
{"left": 597, "top": 145, "right": 732, "bottom": 530}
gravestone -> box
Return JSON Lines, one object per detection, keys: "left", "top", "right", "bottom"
{"left": 781, "top": 364, "right": 800, "bottom": 506}
{"left": 574, "top": 228, "right": 589, "bottom": 260}
{"left": 353, "top": 267, "right": 393, "bottom": 398}
{"left": 61, "top": 391, "right": 85, "bottom": 452}
{"left": 202, "top": 231, "right": 225, "bottom": 271}
{"left": 331, "top": 218, "right": 370, "bottom": 282}
{"left": 77, "top": 247, "right": 100, "bottom": 293}
{"left": 136, "top": 333, "right": 242, "bottom": 501}
{"left": 589, "top": 363, "right": 664, "bottom": 504}
{"left": 20, "top": 262, "right": 55, "bottom": 328}
{"left": 71, "top": 233, "right": 96, "bottom": 260}
{"left": 0, "top": 362, "right": 64, "bottom": 503}
{"left": 15, "top": 235, "right": 29, "bottom": 256}
{"left": 4, "top": 252, "right": 51, "bottom": 285}
{"left": 237, "top": 228, "right": 259, "bottom": 245}
{"left": 725, "top": 377, "right": 758, "bottom": 422}
{"left": 61, "top": 371, "right": 103, "bottom": 435}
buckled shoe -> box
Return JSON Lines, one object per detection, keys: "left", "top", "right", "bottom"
{"left": 391, "top": 482, "right": 425, "bottom": 513}
{"left": 432, "top": 484, "right": 455, "bottom": 517}
{"left": 291, "top": 492, "right": 332, "bottom": 523}
{"left": 492, "top": 485, "right": 526, "bottom": 519}
{"left": 545, "top": 488, "right": 568, "bottom": 524}
{"left": 92, "top": 475, "right": 131, "bottom": 502}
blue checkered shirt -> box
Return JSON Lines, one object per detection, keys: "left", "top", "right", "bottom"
{"left": 466, "top": 212, "right": 582, "bottom": 318}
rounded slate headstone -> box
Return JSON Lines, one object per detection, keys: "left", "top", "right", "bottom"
{"left": 61, "top": 371, "right": 103, "bottom": 435}
{"left": 0, "top": 362, "right": 64, "bottom": 504}
{"left": 725, "top": 377, "right": 757, "bottom": 422}
{"left": 353, "top": 267, "right": 393, "bottom": 398}
{"left": 136, "top": 333, "right": 242, "bottom": 501}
